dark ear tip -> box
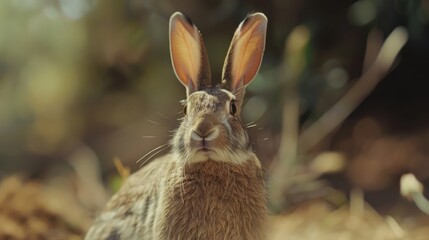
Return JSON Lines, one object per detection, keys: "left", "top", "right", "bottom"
{"left": 170, "top": 12, "right": 194, "bottom": 25}
{"left": 183, "top": 14, "right": 194, "bottom": 25}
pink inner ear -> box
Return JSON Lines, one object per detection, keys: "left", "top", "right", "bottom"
{"left": 231, "top": 77, "right": 244, "bottom": 92}
{"left": 225, "top": 13, "right": 267, "bottom": 92}
{"left": 169, "top": 12, "right": 212, "bottom": 94}
{"left": 169, "top": 13, "right": 202, "bottom": 91}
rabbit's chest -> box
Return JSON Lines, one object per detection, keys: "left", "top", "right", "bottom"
{"left": 157, "top": 161, "right": 266, "bottom": 240}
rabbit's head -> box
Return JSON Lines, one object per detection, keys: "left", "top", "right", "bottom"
{"left": 169, "top": 12, "right": 267, "bottom": 164}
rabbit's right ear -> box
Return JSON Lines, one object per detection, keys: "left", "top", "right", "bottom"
{"left": 169, "top": 12, "right": 211, "bottom": 95}
{"left": 221, "top": 13, "right": 267, "bottom": 97}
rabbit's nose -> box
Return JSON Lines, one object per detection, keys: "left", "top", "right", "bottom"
{"left": 191, "top": 127, "right": 219, "bottom": 141}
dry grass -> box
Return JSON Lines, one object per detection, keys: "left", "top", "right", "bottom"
{"left": 0, "top": 176, "right": 428, "bottom": 239}
{"left": 0, "top": 176, "right": 92, "bottom": 240}
{"left": 269, "top": 200, "right": 429, "bottom": 240}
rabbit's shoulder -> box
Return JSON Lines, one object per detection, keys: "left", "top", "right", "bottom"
{"left": 105, "top": 154, "right": 172, "bottom": 210}
{"left": 84, "top": 154, "right": 172, "bottom": 240}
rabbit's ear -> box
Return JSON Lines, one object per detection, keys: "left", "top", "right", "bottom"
{"left": 222, "top": 13, "right": 267, "bottom": 93}
{"left": 170, "top": 12, "right": 211, "bottom": 95}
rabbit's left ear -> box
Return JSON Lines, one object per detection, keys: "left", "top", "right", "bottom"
{"left": 222, "top": 13, "right": 267, "bottom": 94}
{"left": 170, "top": 12, "right": 211, "bottom": 95}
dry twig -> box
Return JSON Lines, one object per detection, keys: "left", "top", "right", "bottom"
{"left": 298, "top": 27, "right": 408, "bottom": 152}
{"left": 400, "top": 173, "right": 429, "bottom": 215}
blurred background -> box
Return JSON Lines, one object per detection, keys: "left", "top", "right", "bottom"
{"left": 0, "top": 0, "right": 428, "bottom": 239}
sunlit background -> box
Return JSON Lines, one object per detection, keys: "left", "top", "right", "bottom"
{"left": 0, "top": 0, "right": 428, "bottom": 239}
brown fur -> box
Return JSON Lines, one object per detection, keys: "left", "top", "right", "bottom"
{"left": 85, "top": 11, "right": 268, "bottom": 240}
{"left": 85, "top": 154, "right": 266, "bottom": 240}
{"left": 157, "top": 159, "right": 266, "bottom": 240}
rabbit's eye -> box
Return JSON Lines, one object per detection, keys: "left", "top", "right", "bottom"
{"left": 230, "top": 101, "right": 237, "bottom": 115}
{"left": 183, "top": 105, "right": 187, "bottom": 115}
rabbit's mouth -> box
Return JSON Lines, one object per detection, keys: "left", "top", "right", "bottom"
{"left": 189, "top": 137, "right": 223, "bottom": 162}
{"left": 189, "top": 146, "right": 217, "bottom": 163}
{"left": 192, "top": 140, "right": 215, "bottom": 153}
{"left": 198, "top": 145, "right": 211, "bottom": 152}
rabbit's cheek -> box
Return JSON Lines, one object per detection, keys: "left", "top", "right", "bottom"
{"left": 228, "top": 120, "right": 246, "bottom": 145}
{"left": 203, "top": 126, "right": 228, "bottom": 149}
{"left": 221, "top": 116, "right": 233, "bottom": 136}
{"left": 184, "top": 129, "right": 194, "bottom": 148}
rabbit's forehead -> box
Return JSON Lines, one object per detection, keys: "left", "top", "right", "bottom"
{"left": 188, "top": 89, "right": 235, "bottom": 105}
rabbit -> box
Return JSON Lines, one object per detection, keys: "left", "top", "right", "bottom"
{"left": 85, "top": 11, "right": 268, "bottom": 240}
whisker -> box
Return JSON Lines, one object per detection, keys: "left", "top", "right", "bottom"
{"left": 139, "top": 145, "right": 170, "bottom": 167}
{"left": 147, "top": 119, "right": 161, "bottom": 125}
{"left": 179, "top": 149, "right": 190, "bottom": 204}
{"left": 136, "top": 144, "right": 168, "bottom": 163}
{"left": 142, "top": 135, "right": 158, "bottom": 139}
{"left": 245, "top": 121, "right": 256, "bottom": 126}
{"left": 246, "top": 124, "right": 258, "bottom": 129}
{"left": 229, "top": 146, "right": 241, "bottom": 164}
{"left": 157, "top": 112, "right": 173, "bottom": 122}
